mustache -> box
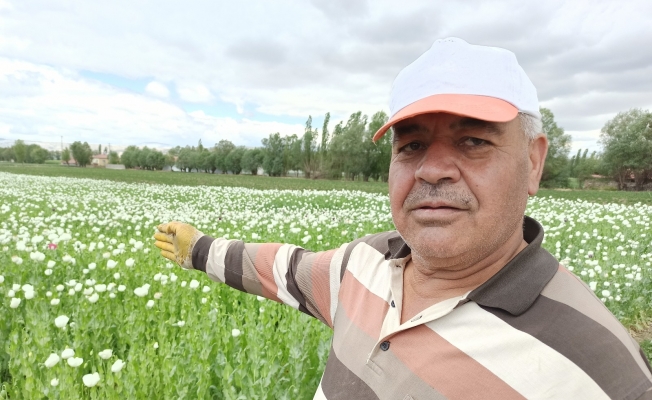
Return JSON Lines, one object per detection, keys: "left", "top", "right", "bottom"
{"left": 404, "top": 182, "right": 473, "bottom": 209}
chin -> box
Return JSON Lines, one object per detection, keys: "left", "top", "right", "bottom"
{"left": 401, "top": 227, "right": 469, "bottom": 259}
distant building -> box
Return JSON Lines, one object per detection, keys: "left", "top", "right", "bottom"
{"left": 91, "top": 154, "right": 109, "bottom": 167}
{"left": 61, "top": 158, "right": 77, "bottom": 166}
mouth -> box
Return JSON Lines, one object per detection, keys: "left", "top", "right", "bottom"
{"left": 408, "top": 202, "right": 468, "bottom": 222}
{"left": 411, "top": 201, "right": 467, "bottom": 212}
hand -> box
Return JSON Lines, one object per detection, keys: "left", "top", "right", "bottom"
{"left": 154, "top": 221, "right": 204, "bottom": 269}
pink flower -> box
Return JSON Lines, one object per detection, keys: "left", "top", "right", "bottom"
{"left": 48, "top": 243, "right": 58, "bottom": 250}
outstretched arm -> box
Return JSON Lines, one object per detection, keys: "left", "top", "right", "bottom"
{"left": 155, "top": 221, "right": 345, "bottom": 328}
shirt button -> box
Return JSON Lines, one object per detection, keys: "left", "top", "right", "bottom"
{"left": 390, "top": 300, "right": 395, "bottom": 308}
{"left": 380, "top": 341, "right": 390, "bottom": 351}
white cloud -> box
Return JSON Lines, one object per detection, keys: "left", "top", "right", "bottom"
{"left": 145, "top": 81, "right": 170, "bottom": 98}
{"left": 176, "top": 83, "right": 214, "bottom": 103}
{"left": 0, "top": 58, "right": 301, "bottom": 148}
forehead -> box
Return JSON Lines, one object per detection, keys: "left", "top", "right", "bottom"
{"left": 392, "top": 113, "right": 510, "bottom": 138}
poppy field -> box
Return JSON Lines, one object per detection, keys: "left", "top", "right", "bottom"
{"left": 0, "top": 171, "right": 651, "bottom": 399}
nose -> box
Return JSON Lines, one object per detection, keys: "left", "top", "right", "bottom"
{"left": 414, "top": 142, "right": 462, "bottom": 185}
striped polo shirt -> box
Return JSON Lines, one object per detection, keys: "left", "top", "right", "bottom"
{"left": 191, "top": 216, "right": 652, "bottom": 399}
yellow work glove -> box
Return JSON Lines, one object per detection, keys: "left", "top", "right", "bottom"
{"left": 154, "top": 221, "right": 204, "bottom": 269}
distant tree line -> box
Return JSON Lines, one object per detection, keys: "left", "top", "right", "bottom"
{"left": 0, "top": 140, "right": 51, "bottom": 164}
{"left": 156, "top": 111, "right": 391, "bottom": 181}
{"left": 539, "top": 107, "right": 652, "bottom": 190}
{"left": 2, "top": 107, "right": 649, "bottom": 190}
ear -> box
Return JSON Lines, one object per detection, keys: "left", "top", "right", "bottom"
{"left": 527, "top": 135, "right": 548, "bottom": 196}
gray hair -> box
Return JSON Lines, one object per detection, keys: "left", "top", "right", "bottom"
{"left": 519, "top": 112, "right": 544, "bottom": 141}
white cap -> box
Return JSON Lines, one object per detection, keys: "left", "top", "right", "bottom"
{"left": 373, "top": 38, "right": 540, "bottom": 141}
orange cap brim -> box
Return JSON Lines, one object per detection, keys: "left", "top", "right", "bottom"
{"left": 372, "top": 94, "right": 518, "bottom": 142}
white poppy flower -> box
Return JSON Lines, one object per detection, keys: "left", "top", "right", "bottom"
{"left": 61, "top": 348, "right": 74, "bottom": 359}
{"left": 88, "top": 293, "right": 99, "bottom": 303}
{"left": 94, "top": 284, "right": 107, "bottom": 293}
{"left": 117, "top": 285, "right": 126, "bottom": 292}
{"left": 44, "top": 353, "right": 60, "bottom": 368}
{"left": 106, "top": 260, "right": 117, "bottom": 269}
{"left": 125, "top": 258, "right": 135, "bottom": 267}
{"left": 133, "top": 287, "right": 148, "bottom": 297}
{"left": 54, "top": 315, "right": 70, "bottom": 328}
{"left": 67, "top": 357, "right": 83, "bottom": 367}
{"left": 146, "top": 300, "right": 155, "bottom": 309}
{"left": 51, "top": 298, "right": 60, "bottom": 305}
{"left": 47, "top": 261, "right": 56, "bottom": 268}
{"left": 45, "top": 269, "right": 53, "bottom": 276}
{"left": 231, "top": 329, "right": 241, "bottom": 337}
{"left": 111, "top": 359, "right": 125, "bottom": 373}
{"left": 0, "top": 275, "right": 4, "bottom": 283}
{"left": 189, "top": 280, "right": 200, "bottom": 289}
{"left": 202, "top": 286, "right": 210, "bottom": 293}
{"left": 98, "top": 349, "right": 112, "bottom": 359}
{"left": 56, "top": 284, "right": 64, "bottom": 292}
{"left": 82, "top": 372, "right": 100, "bottom": 387}
{"left": 10, "top": 298, "right": 21, "bottom": 308}
{"left": 50, "top": 378, "right": 59, "bottom": 387}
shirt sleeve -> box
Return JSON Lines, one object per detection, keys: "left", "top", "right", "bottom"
{"left": 190, "top": 235, "right": 349, "bottom": 329}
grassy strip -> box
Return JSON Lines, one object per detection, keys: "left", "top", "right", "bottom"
{"left": 0, "top": 163, "right": 389, "bottom": 193}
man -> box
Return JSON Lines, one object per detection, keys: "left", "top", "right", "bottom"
{"left": 155, "top": 38, "right": 652, "bottom": 399}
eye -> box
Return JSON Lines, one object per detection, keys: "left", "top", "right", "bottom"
{"left": 461, "top": 137, "right": 488, "bottom": 147}
{"left": 398, "top": 141, "right": 425, "bottom": 153}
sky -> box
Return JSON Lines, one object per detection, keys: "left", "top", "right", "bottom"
{"left": 0, "top": 0, "right": 651, "bottom": 154}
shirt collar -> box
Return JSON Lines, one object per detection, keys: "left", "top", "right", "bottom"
{"left": 386, "top": 216, "right": 559, "bottom": 316}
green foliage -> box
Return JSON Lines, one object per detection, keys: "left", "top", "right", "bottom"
{"left": 261, "top": 133, "right": 286, "bottom": 177}
{"left": 108, "top": 151, "right": 120, "bottom": 165}
{"left": 302, "top": 116, "right": 318, "bottom": 178}
{"left": 70, "top": 142, "right": 93, "bottom": 167}
{"left": 0, "top": 146, "right": 15, "bottom": 162}
{"left": 29, "top": 146, "right": 49, "bottom": 164}
{"left": 569, "top": 149, "right": 601, "bottom": 188}
{"left": 600, "top": 108, "right": 652, "bottom": 190}
{"left": 241, "top": 149, "right": 263, "bottom": 175}
{"left": 62, "top": 149, "right": 71, "bottom": 165}
{"left": 225, "top": 147, "right": 246, "bottom": 174}
{"left": 214, "top": 140, "right": 236, "bottom": 174}
{"left": 0, "top": 142, "right": 51, "bottom": 164}
{"left": 0, "top": 140, "right": 58, "bottom": 164}
{"left": 121, "top": 146, "right": 168, "bottom": 170}
{"left": 13, "top": 140, "right": 27, "bottom": 163}
{"left": 540, "top": 108, "right": 572, "bottom": 187}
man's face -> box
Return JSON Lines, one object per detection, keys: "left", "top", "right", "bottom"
{"left": 388, "top": 112, "right": 546, "bottom": 265}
